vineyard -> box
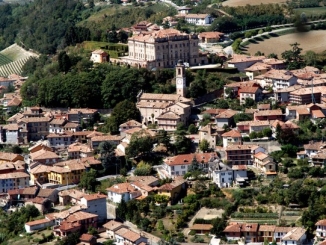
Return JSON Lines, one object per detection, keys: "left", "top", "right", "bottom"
{"left": 0, "top": 44, "right": 39, "bottom": 77}
{"left": 0, "top": 57, "right": 32, "bottom": 77}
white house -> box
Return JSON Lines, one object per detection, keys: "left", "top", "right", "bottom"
{"left": 25, "top": 218, "right": 55, "bottom": 233}
{"left": 80, "top": 193, "right": 107, "bottom": 222}
{"left": 106, "top": 183, "right": 141, "bottom": 203}
{"left": 316, "top": 219, "right": 326, "bottom": 239}
{"left": 280, "top": 227, "right": 306, "bottom": 245}
{"left": 157, "top": 153, "right": 216, "bottom": 178}
{"left": 49, "top": 119, "right": 67, "bottom": 134}
{"left": 90, "top": 49, "right": 109, "bottom": 63}
{"left": 115, "top": 227, "right": 148, "bottom": 245}
{"left": 103, "top": 220, "right": 128, "bottom": 240}
{"left": 221, "top": 129, "right": 242, "bottom": 148}
{"left": 209, "top": 160, "right": 233, "bottom": 188}
{"left": 184, "top": 14, "right": 211, "bottom": 25}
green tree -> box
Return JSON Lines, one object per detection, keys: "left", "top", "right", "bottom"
{"left": 249, "top": 131, "right": 257, "bottom": 139}
{"left": 58, "top": 51, "right": 71, "bottom": 73}
{"left": 134, "top": 161, "right": 152, "bottom": 176}
{"left": 199, "top": 139, "right": 210, "bottom": 152}
{"left": 188, "top": 124, "right": 198, "bottom": 134}
{"left": 215, "top": 99, "right": 229, "bottom": 109}
{"left": 79, "top": 169, "right": 98, "bottom": 192}
{"left": 281, "top": 42, "right": 303, "bottom": 70}
{"left": 126, "top": 131, "right": 155, "bottom": 160}
{"left": 99, "top": 141, "right": 117, "bottom": 174}
{"left": 105, "top": 100, "right": 140, "bottom": 134}
{"left": 262, "top": 127, "right": 272, "bottom": 138}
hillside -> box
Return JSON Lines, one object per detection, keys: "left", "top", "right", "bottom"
{"left": 0, "top": 44, "right": 39, "bottom": 77}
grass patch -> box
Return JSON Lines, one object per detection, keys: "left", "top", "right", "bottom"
{"left": 294, "top": 7, "right": 326, "bottom": 16}
{"left": 81, "top": 41, "right": 128, "bottom": 58}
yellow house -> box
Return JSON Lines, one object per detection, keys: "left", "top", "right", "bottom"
{"left": 157, "top": 177, "right": 186, "bottom": 204}
{"left": 48, "top": 161, "right": 89, "bottom": 185}
{"left": 30, "top": 165, "right": 51, "bottom": 185}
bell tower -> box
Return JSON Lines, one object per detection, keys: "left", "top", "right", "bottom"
{"left": 176, "top": 60, "right": 186, "bottom": 97}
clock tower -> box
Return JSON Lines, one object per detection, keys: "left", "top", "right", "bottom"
{"left": 176, "top": 60, "right": 186, "bottom": 97}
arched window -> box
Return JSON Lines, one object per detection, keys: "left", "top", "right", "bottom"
{"left": 178, "top": 68, "right": 181, "bottom": 75}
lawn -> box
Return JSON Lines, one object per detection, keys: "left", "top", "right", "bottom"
{"left": 294, "top": 7, "right": 326, "bottom": 16}
{"left": 245, "top": 30, "right": 326, "bottom": 56}
{"left": 222, "top": 0, "right": 286, "bottom": 7}
{"left": 81, "top": 41, "right": 128, "bottom": 58}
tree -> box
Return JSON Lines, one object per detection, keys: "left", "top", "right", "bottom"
{"left": 79, "top": 169, "right": 98, "bottom": 192}
{"left": 174, "top": 134, "right": 192, "bottom": 154}
{"left": 199, "top": 139, "right": 210, "bottom": 152}
{"left": 105, "top": 100, "right": 141, "bottom": 134}
{"left": 58, "top": 51, "right": 71, "bottom": 73}
{"left": 188, "top": 124, "right": 198, "bottom": 134}
{"left": 99, "top": 141, "right": 117, "bottom": 173}
{"left": 281, "top": 144, "right": 298, "bottom": 158}
{"left": 215, "top": 99, "right": 229, "bottom": 109}
{"left": 11, "top": 145, "right": 23, "bottom": 154}
{"left": 55, "top": 232, "right": 80, "bottom": 245}
{"left": 304, "top": 50, "right": 317, "bottom": 67}
{"left": 281, "top": 42, "right": 303, "bottom": 70}
{"left": 244, "top": 97, "right": 255, "bottom": 108}
{"left": 234, "top": 113, "right": 253, "bottom": 123}
{"left": 126, "top": 131, "right": 155, "bottom": 160}
{"left": 134, "top": 161, "right": 152, "bottom": 176}
{"left": 262, "top": 127, "right": 272, "bottom": 138}
{"left": 156, "top": 130, "right": 171, "bottom": 151}
{"left": 249, "top": 131, "right": 257, "bottom": 139}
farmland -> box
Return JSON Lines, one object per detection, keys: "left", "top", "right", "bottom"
{"left": 244, "top": 30, "right": 326, "bottom": 57}
{"left": 222, "top": 0, "right": 286, "bottom": 7}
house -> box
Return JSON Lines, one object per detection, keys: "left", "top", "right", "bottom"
{"left": 304, "top": 141, "right": 326, "bottom": 158}
{"left": 106, "top": 183, "right": 141, "bottom": 203}
{"left": 0, "top": 172, "right": 29, "bottom": 193}
{"left": 8, "top": 186, "right": 38, "bottom": 201}
{"left": 225, "top": 145, "right": 265, "bottom": 165}
{"left": 103, "top": 220, "right": 127, "bottom": 240}
{"left": 63, "top": 122, "right": 80, "bottom": 132}
{"left": 245, "top": 62, "right": 271, "bottom": 80}
{"left": 177, "top": 6, "right": 192, "bottom": 14}
{"left": 239, "top": 86, "right": 263, "bottom": 104}
{"left": 114, "top": 227, "right": 148, "bottom": 245}
{"left": 249, "top": 120, "right": 270, "bottom": 134}
{"left": 90, "top": 135, "right": 122, "bottom": 149}
{"left": 227, "top": 55, "right": 265, "bottom": 72}
{"left": 2, "top": 123, "right": 23, "bottom": 144}
{"left": 127, "top": 176, "right": 159, "bottom": 187}
{"left": 257, "top": 69, "right": 298, "bottom": 91}
{"left": 29, "top": 149, "right": 60, "bottom": 165}
{"left": 68, "top": 142, "right": 93, "bottom": 159}
{"left": 37, "top": 188, "right": 59, "bottom": 203}
{"left": 311, "top": 153, "right": 326, "bottom": 167}
{"left": 274, "top": 227, "right": 293, "bottom": 242}
{"left": 271, "top": 120, "right": 300, "bottom": 138}
{"left": 280, "top": 227, "right": 306, "bottom": 245}
{"left": 29, "top": 164, "right": 51, "bottom": 185}
{"left": 90, "top": 50, "right": 109, "bottom": 63}
{"left": 257, "top": 104, "right": 271, "bottom": 111}
{"left": 215, "top": 110, "right": 237, "bottom": 128}
{"left": 47, "top": 132, "right": 74, "bottom": 148}
{"left": 199, "top": 123, "right": 224, "bottom": 148}
{"left": 258, "top": 225, "right": 276, "bottom": 242}
{"left": 184, "top": 14, "right": 211, "bottom": 25}
{"left": 58, "top": 189, "right": 85, "bottom": 205}
{"left": 121, "top": 29, "right": 202, "bottom": 69}
{"left": 67, "top": 108, "right": 98, "bottom": 124}
{"left": 224, "top": 81, "right": 261, "bottom": 99}
{"left": 80, "top": 193, "right": 107, "bottom": 222}
{"left": 189, "top": 224, "right": 213, "bottom": 234}
{"left": 209, "top": 160, "right": 233, "bottom": 188}
{"left": 221, "top": 129, "right": 242, "bottom": 148}
{"left": 198, "top": 32, "right": 224, "bottom": 43}
{"left": 232, "top": 165, "right": 249, "bottom": 187}
{"left": 316, "top": 219, "right": 326, "bottom": 238}
{"left": 254, "top": 109, "right": 283, "bottom": 121}
{"left": 254, "top": 152, "right": 276, "bottom": 175}
{"left": 156, "top": 177, "right": 186, "bottom": 204}
{"left": 274, "top": 85, "right": 302, "bottom": 103}
{"left": 157, "top": 153, "right": 215, "bottom": 178}
{"left": 49, "top": 118, "right": 67, "bottom": 134}
{"left": 18, "top": 117, "right": 52, "bottom": 143}
{"left": 78, "top": 233, "right": 97, "bottom": 245}
{"left": 289, "top": 86, "right": 323, "bottom": 104}
{"left": 53, "top": 211, "right": 98, "bottom": 237}
{"left": 49, "top": 160, "right": 89, "bottom": 185}
{"left": 0, "top": 152, "right": 24, "bottom": 162}
{"left": 25, "top": 197, "right": 52, "bottom": 214}
{"left": 223, "top": 223, "right": 259, "bottom": 242}
{"left": 25, "top": 217, "right": 55, "bottom": 233}
{"left": 119, "top": 120, "right": 142, "bottom": 137}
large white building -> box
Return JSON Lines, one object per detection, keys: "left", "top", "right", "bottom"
{"left": 121, "top": 29, "right": 206, "bottom": 69}
{"left": 80, "top": 194, "right": 107, "bottom": 222}
{"left": 184, "top": 14, "right": 211, "bottom": 25}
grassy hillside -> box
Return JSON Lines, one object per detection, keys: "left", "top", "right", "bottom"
{"left": 0, "top": 53, "right": 12, "bottom": 67}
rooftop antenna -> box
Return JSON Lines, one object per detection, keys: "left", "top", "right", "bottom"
{"left": 312, "top": 78, "right": 316, "bottom": 104}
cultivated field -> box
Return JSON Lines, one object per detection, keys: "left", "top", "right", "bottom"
{"left": 222, "top": 0, "right": 286, "bottom": 7}
{"left": 245, "top": 30, "right": 326, "bottom": 56}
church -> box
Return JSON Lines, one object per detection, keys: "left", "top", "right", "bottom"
{"left": 136, "top": 61, "right": 192, "bottom": 131}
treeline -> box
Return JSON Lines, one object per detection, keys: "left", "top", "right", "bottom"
{"left": 211, "top": 4, "right": 287, "bottom": 32}
{"left": 287, "top": 0, "right": 321, "bottom": 8}
{"left": 0, "top": 0, "right": 90, "bottom": 53}
{"left": 20, "top": 54, "right": 178, "bottom": 108}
